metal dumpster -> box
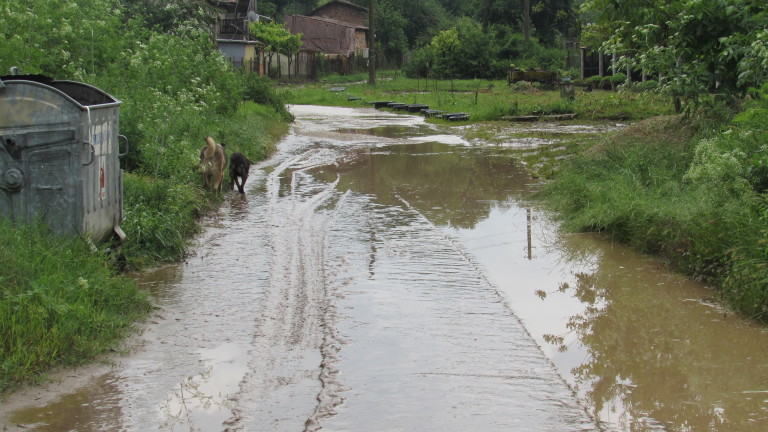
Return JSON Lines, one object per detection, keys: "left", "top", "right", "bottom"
{"left": 0, "top": 69, "right": 126, "bottom": 244}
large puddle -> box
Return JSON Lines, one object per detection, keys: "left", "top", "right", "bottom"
{"left": 2, "top": 105, "right": 766, "bottom": 431}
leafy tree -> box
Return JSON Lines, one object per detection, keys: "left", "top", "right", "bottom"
{"left": 258, "top": 1, "right": 278, "bottom": 19}
{"left": 379, "top": 0, "right": 450, "bottom": 48}
{"left": 475, "top": 0, "right": 578, "bottom": 47}
{"left": 530, "top": 0, "right": 579, "bottom": 45}
{"left": 374, "top": 1, "right": 409, "bottom": 64}
{"left": 430, "top": 27, "right": 461, "bottom": 79}
{"left": 405, "top": 17, "right": 502, "bottom": 79}
{"left": 267, "top": 0, "right": 318, "bottom": 20}
{"left": 476, "top": 0, "right": 524, "bottom": 29}
{"left": 249, "top": 20, "right": 302, "bottom": 76}
{"left": 581, "top": 0, "right": 768, "bottom": 107}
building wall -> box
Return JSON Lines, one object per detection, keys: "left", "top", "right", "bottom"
{"left": 217, "top": 42, "right": 246, "bottom": 60}
{"left": 354, "top": 29, "right": 367, "bottom": 53}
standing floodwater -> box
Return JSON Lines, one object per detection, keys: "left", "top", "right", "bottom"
{"left": 2, "top": 105, "right": 767, "bottom": 432}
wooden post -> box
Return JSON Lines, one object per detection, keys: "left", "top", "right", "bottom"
{"left": 598, "top": 52, "right": 604, "bottom": 77}
{"left": 368, "top": 0, "right": 376, "bottom": 85}
{"left": 259, "top": 47, "right": 265, "bottom": 77}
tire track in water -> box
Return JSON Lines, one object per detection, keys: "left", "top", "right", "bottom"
{"left": 226, "top": 148, "right": 343, "bottom": 431}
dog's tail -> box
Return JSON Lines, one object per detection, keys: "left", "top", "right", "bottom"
{"left": 203, "top": 136, "right": 216, "bottom": 158}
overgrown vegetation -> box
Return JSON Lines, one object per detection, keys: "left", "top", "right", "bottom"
{"left": 540, "top": 88, "right": 768, "bottom": 323}
{"left": 0, "top": 0, "right": 291, "bottom": 393}
{"left": 581, "top": 0, "right": 768, "bottom": 110}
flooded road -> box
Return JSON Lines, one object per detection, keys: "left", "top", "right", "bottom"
{"left": 2, "top": 105, "right": 767, "bottom": 431}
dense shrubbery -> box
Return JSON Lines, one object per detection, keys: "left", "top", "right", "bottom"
{"left": 402, "top": 21, "right": 564, "bottom": 80}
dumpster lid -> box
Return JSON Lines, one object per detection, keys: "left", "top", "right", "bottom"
{"left": 0, "top": 73, "right": 55, "bottom": 84}
{"left": 0, "top": 73, "right": 119, "bottom": 107}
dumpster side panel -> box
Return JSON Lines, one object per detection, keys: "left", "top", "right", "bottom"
{"left": 81, "top": 105, "right": 122, "bottom": 243}
{"left": 27, "top": 145, "right": 78, "bottom": 235}
{"left": 1, "top": 82, "right": 82, "bottom": 234}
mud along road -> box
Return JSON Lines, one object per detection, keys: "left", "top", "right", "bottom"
{"left": 2, "top": 105, "right": 767, "bottom": 432}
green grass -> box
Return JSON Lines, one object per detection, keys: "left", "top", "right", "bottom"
{"left": 0, "top": 220, "right": 151, "bottom": 395}
{"left": 281, "top": 74, "right": 674, "bottom": 122}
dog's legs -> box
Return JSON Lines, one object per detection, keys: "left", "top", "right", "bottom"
{"left": 239, "top": 174, "right": 248, "bottom": 193}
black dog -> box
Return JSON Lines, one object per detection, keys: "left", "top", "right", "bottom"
{"left": 229, "top": 152, "right": 252, "bottom": 194}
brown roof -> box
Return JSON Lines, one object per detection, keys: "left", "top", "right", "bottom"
{"left": 310, "top": 0, "right": 368, "bottom": 15}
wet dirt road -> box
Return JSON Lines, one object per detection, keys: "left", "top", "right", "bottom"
{"left": 2, "top": 105, "right": 767, "bottom": 432}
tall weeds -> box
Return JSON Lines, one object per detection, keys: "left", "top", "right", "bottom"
{"left": 540, "top": 110, "right": 768, "bottom": 323}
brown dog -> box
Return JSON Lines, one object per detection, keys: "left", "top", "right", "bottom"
{"left": 199, "top": 136, "right": 227, "bottom": 193}
{"left": 229, "top": 152, "right": 252, "bottom": 194}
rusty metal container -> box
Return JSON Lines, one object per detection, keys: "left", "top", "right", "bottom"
{"left": 0, "top": 68, "right": 127, "bottom": 244}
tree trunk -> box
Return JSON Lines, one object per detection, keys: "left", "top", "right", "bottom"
{"left": 523, "top": 0, "right": 530, "bottom": 43}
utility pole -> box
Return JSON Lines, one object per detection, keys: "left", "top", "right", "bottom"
{"left": 523, "top": 0, "right": 530, "bottom": 43}
{"left": 368, "top": 0, "right": 376, "bottom": 85}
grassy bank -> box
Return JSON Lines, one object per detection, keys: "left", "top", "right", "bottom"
{"left": 538, "top": 95, "right": 768, "bottom": 323}
{"left": 0, "top": 220, "right": 151, "bottom": 393}
{"left": 280, "top": 72, "right": 674, "bottom": 122}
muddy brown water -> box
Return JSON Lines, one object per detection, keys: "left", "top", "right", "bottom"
{"left": 2, "top": 105, "right": 767, "bottom": 431}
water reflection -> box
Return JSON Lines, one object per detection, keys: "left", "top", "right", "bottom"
{"left": 9, "top": 375, "right": 124, "bottom": 431}
{"left": 529, "top": 233, "right": 768, "bottom": 432}
{"left": 313, "top": 141, "right": 535, "bottom": 230}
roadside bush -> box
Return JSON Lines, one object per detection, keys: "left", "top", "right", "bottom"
{"left": 243, "top": 74, "right": 294, "bottom": 122}
{"left": 610, "top": 73, "right": 628, "bottom": 85}
{"left": 679, "top": 85, "right": 768, "bottom": 320}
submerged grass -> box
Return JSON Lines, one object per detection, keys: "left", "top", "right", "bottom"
{"left": 0, "top": 220, "right": 151, "bottom": 395}
{"left": 282, "top": 74, "right": 673, "bottom": 122}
